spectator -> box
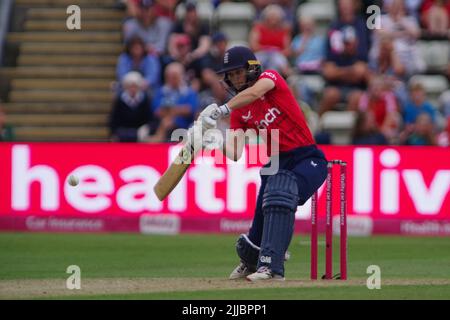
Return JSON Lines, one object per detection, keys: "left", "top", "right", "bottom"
{"left": 198, "top": 32, "right": 233, "bottom": 132}
{"left": 369, "top": 33, "right": 406, "bottom": 79}
{"left": 249, "top": 4, "right": 292, "bottom": 77}
{"left": 116, "top": 36, "right": 161, "bottom": 92}
{"left": 436, "top": 115, "right": 449, "bottom": 146}
{"left": 0, "top": 101, "right": 14, "bottom": 141}
{"left": 420, "top": 0, "right": 450, "bottom": 37}
{"left": 352, "top": 111, "right": 389, "bottom": 145}
{"left": 125, "top": 0, "right": 140, "bottom": 18}
{"left": 123, "top": 0, "right": 173, "bottom": 56}
{"left": 405, "top": 0, "right": 426, "bottom": 21}
{"left": 291, "top": 16, "right": 326, "bottom": 74}
{"left": 383, "top": 0, "right": 423, "bottom": 21}
{"left": 356, "top": 76, "right": 401, "bottom": 142}
{"left": 276, "top": 0, "right": 297, "bottom": 29}
{"left": 163, "top": 34, "right": 203, "bottom": 91}
{"left": 109, "top": 72, "right": 155, "bottom": 142}
{"left": 368, "top": 32, "right": 408, "bottom": 107}
{"left": 289, "top": 81, "right": 321, "bottom": 136}
{"left": 168, "top": 1, "right": 211, "bottom": 69}
{"left": 402, "top": 81, "right": 437, "bottom": 125}
{"left": 252, "top": 0, "right": 272, "bottom": 21}
{"left": 437, "top": 89, "right": 450, "bottom": 146}
{"left": 154, "top": 0, "right": 177, "bottom": 21}
{"left": 400, "top": 112, "right": 437, "bottom": 145}
{"left": 318, "top": 0, "right": 370, "bottom": 116}
{"left": 371, "top": 0, "right": 425, "bottom": 76}
{"left": 439, "top": 89, "right": 450, "bottom": 118}
{"left": 201, "top": 32, "right": 228, "bottom": 75}
{"left": 150, "top": 62, "right": 199, "bottom": 142}
{"left": 199, "top": 32, "right": 231, "bottom": 109}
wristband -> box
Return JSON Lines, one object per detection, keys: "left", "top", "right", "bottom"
{"left": 219, "top": 104, "right": 231, "bottom": 116}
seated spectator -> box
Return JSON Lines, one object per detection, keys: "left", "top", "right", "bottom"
{"left": 252, "top": 0, "right": 272, "bottom": 21}
{"left": 369, "top": 33, "right": 406, "bottom": 79}
{"left": 369, "top": 32, "right": 409, "bottom": 105}
{"left": 125, "top": 0, "right": 140, "bottom": 18}
{"left": 201, "top": 32, "right": 228, "bottom": 75}
{"left": 123, "top": 0, "right": 173, "bottom": 56}
{"left": 277, "top": 0, "right": 297, "bottom": 29}
{"left": 319, "top": 0, "right": 370, "bottom": 116}
{"left": 352, "top": 111, "right": 389, "bottom": 145}
{"left": 402, "top": 81, "right": 437, "bottom": 125}
{"left": 0, "top": 101, "right": 14, "bottom": 141}
{"left": 420, "top": 0, "right": 450, "bottom": 37}
{"left": 163, "top": 34, "right": 203, "bottom": 91}
{"left": 116, "top": 36, "right": 161, "bottom": 92}
{"left": 400, "top": 113, "right": 438, "bottom": 145}
{"left": 356, "top": 76, "right": 401, "bottom": 142}
{"left": 405, "top": 0, "right": 426, "bottom": 21}
{"left": 249, "top": 4, "right": 292, "bottom": 77}
{"left": 167, "top": 1, "right": 211, "bottom": 69}
{"left": 199, "top": 32, "right": 231, "bottom": 110}
{"left": 154, "top": 0, "right": 177, "bottom": 21}
{"left": 436, "top": 115, "right": 449, "bottom": 146}
{"left": 109, "top": 72, "right": 155, "bottom": 142}
{"left": 125, "top": 0, "right": 176, "bottom": 21}
{"left": 371, "top": 0, "right": 425, "bottom": 76}
{"left": 149, "top": 62, "right": 199, "bottom": 142}
{"left": 439, "top": 89, "right": 450, "bottom": 119}
{"left": 383, "top": 0, "right": 423, "bottom": 21}
{"left": 437, "top": 89, "right": 450, "bottom": 146}
{"left": 291, "top": 16, "right": 326, "bottom": 74}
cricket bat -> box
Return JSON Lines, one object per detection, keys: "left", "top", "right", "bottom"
{"left": 153, "top": 136, "right": 198, "bottom": 201}
{"left": 154, "top": 110, "right": 221, "bottom": 201}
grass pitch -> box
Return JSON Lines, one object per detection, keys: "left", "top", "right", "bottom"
{"left": 0, "top": 233, "right": 449, "bottom": 299}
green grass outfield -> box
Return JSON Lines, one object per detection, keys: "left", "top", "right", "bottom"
{"left": 0, "top": 233, "right": 449, "bottom": 299}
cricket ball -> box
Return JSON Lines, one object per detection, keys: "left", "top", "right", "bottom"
{"left": 68, "top": 175, "right": 79, "bottom": 187}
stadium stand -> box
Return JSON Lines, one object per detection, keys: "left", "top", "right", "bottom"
{"left": 296, "top": 0, "right": 336, "bottom": 35}
{"left": 417, "top": 40, "right": 450, "bottom": 73}
{"left": 215, "top": 2, "right": 255, "bottom": 43}
{"left": 0, "top": 0, "right": 448, "bottom": 145}
{"left": 319, "top": 110, "right": 357, "bottom": 145}
{"left": 0, "top": 1, "right": 13, "bottom": 66}
{"left": 0, "top": 0, "right": 123, "bottom": 141}
{"left": 175, "top": 0, "right": 214, "bottom": 24}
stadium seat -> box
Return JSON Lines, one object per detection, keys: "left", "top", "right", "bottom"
{"left": 287, "top": 74, "right": 326, "bottom": 106}
{"left": 297, "top": 2, "right": 336, "bottom": 34}
{"left": 175, "top": 2, "right": 214, "bottom": 24}
{"left": 227, "top": 40, "right": 249, "bottom": 49}
{"left": 320, "top": 111, "right": 356, "bottom": 145}
{"left": 299, "top": 75, "right": 325, "bottom": 93}
{"left": 216, "top": 2, "right": 255, "bottom": 43}
{"left": 410, "top": 75, "right": 449, "bottom": 106}
{"left": 417, "top": 41, "right": 450, "bottom": 73}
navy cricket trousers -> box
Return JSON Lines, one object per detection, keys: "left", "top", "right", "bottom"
{"left": 247, "top": 144, "right": 328, "bottom": 247}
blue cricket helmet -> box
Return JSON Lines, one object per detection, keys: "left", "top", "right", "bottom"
{"left": 217, "top": 46, "right": 262, "bottom": 93}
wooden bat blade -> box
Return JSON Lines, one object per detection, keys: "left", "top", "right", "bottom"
{"left": 153, "top": 142, "right": 196, "bottom": 201}
{"left": 154, "top": 162, "right": 190, "bottom": 201}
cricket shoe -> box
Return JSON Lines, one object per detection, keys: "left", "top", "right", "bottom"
{"left": 229, "top": 262, "right": 255, "bottom": 280}
{"left": 246, "top": 266, "right": 285, "bottom": 282}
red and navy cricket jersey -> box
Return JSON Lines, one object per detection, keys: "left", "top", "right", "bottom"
{"left": 230, "top": 70, "right": 315, "bottom": 154}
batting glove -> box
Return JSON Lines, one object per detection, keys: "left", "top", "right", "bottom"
{"left": 198, "top": 103, "right": 230, "bottom": 130}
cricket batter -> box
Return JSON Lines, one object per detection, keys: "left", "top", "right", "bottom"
{"left": 198, "top": 46, "right": 328, "bottom": 281}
